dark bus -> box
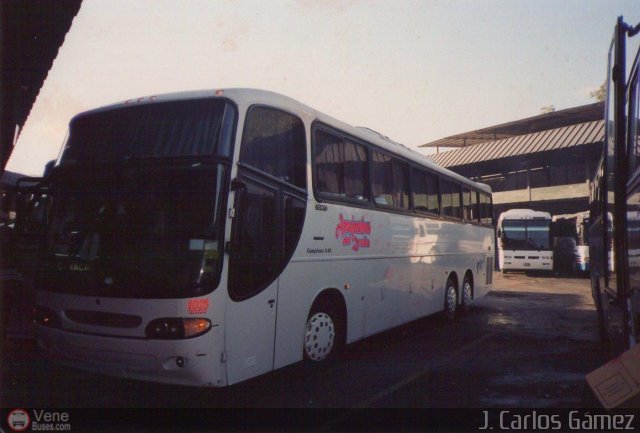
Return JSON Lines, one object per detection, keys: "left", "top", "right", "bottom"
{"left": 589, "top": 16, "right": 640, "bottom": 357}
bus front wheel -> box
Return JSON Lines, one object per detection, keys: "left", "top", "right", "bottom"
{"left": 303, "top": 301, "right": 344, "bottom": 363}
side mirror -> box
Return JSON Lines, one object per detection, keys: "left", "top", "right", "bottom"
{"left": 43, "top": 160, "right": 56, "bottom": 178}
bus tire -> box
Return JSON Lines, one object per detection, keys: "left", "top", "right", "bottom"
{"left": 460, "top": 274, "right": 473, "bottom": 314}
{"left": 444, "top": 278, "right": 458, "bottom": 321}
{"left": 303, "top": 298, "right": 344, "bottom": 363}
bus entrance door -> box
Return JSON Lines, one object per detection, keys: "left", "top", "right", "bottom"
{"left": 225, "top": 176, "right": 282, "bottom": 385}
{"left": 225, "top": 172, "right": 306, "bottom": 384}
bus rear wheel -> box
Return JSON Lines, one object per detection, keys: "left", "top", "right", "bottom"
{"left": 444, "top": 279, "right": 458, "bottom": 321}
{"left": 303, "top": 302, "right": 343, "bottom": 362}
{"left": 461, "top": 275, "right": 473, "bottom": 314}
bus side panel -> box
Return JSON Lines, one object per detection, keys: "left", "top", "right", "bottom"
{"left": 273, "top": 260, "right": 366, "bottom": 369}
{"left": 363, "top": 213, "right": 445, "bottom": 335}
{"left": 273, "top": 256, "right": 446, "bottom": 370}
{"left": 272, "top": 203, "right": 494, "bottom": 370}
{"left": 439, "top": 221, "right": 494, "bottom": 299}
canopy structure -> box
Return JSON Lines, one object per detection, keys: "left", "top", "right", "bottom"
{"left": 1, "top": 0, "right": 83, "bottom": 174}
{"left": 420, "top": 102, "right": 604, "bottom": 153}
{"left": 429, "top": 119, "right": 604, "bottom": 168}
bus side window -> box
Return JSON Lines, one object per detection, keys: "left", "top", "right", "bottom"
{"left": 372, "top": 152, "right": 393, "bottom": 207}
{"left": 314, "top": 128, "right": 369, "bottom": 202}
{"left": 427, "top": 172, "right": 440, "bottom": 215}
{"left": 414, "top": 169, "right": 441, "bottom": 216}
{"left": 462, "top": 187, "right": 478, "bottom": 222}
{"left": 441, "top": 179, "right": 461, "bottom": 219}
{"left": 451, "top": 183, "right": 462, "bottom": 219}
{"left": 372, "top": 151, "right": 409, "bottom": 210}
{"left": 479, "top": 193, "right": 493, "bottom": 225}
{"left": 412, "top": 169, "right": 429, "bottom": 213}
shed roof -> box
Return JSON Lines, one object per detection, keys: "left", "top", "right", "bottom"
{"left": 428, "top": 119, "right": 604, "bottom": 168}
{"left": 420, "top": 102, "right": 604, "bottom": 150}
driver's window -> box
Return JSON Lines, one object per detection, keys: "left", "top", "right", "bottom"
{"left": 240, "top": 107, "right": 306, "bottom": 189}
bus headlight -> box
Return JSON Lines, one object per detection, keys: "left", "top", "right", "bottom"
{"left": 33, "top": 305, "right": 62, "bottom": 328}
{"left": 145, "top": 318, "right": 211, "bottom": 339}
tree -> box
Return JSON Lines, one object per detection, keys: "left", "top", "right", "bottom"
{"left": 590, "top": 82, "right": 606, "bottom": 102}
{"left": 540, "top": 105, "right": 555, "bottom": 114}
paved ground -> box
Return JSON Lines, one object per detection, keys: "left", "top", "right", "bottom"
{"left": 369, "top": 271, "right": 602, "bottom": 408}
{"left": 1, "top": 271, "right": 605, "bottom": 411}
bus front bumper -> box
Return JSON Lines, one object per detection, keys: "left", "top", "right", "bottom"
{"left": 35, "top": 325, "right": 226, "bottom": 387}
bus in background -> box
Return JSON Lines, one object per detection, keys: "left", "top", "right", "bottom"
{"left": 33, "top": 88, "right": 494, "bottom": 387}
{"left": 2, "top": 168, "right": 51, "bottom": 339}
{"left": 497, "top": 209, "right": 553, "bottom": 272}
{"left": 551, "top": 211, "right": 590, "bottom": 274}
{"left": 589, "top": 16, "right": 640, "bottom": 357}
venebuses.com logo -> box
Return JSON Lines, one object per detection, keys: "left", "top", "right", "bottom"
{"left": 6, "top": 409, "right": 29, "bottom": 432}
{"left": 6, "top": 409, "right": 71, "bottom": 432}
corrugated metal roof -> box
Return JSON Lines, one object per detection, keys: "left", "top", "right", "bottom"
{"left": 428, "top": 120, "right": 604, "bottom": 168}
{"left": 420, "top": 102, "right": 604, "bottom": 149}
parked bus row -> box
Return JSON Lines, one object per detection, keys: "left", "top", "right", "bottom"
{"left": 21, "top": 89, "right": 495, "bottom": 387}
{"left": 497, "top": 208, "right": 590, "bottom": 274}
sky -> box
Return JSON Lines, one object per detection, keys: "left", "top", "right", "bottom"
{"left": 6, "top": 0, "right": 640, "bottom": 176}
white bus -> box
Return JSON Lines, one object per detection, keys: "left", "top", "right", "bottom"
{"left": 551, "top": 211, "right": 590, "bottom": 273}
{"left": 33, "top": 89, "right": 494, "bottom": 387}
{"left": 497, "top": 209, "right": 553, "bottom": 272}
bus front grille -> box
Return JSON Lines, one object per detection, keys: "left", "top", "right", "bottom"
{"left": 65, "top": 310, "right": 142, "bottom": 328}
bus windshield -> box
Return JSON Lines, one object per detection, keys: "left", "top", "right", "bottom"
{"left": 501, "top": 219, "right": 550, "bottom": 251}
{"left": 43, "top": 97, "right": 235, "bottom": 299}
{"left": 45, "top": 163, "right": 228, "bottom": 298}
{"left": 60, "top": 99, "right": 234, "bottom": 164}
{"left": 527, "top": 219, "right": 551, "bottom": 250}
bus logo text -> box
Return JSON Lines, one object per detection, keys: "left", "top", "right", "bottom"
{"left": 335, "top": 214, "right": 371, "bottom": 252}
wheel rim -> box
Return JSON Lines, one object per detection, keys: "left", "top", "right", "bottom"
{"left": 462, "top": 281, "right": 472, "bottom": 307}
{"left": 446, "top": 285, "right": 457, "bottom": 318}
{"left": 304, "top": 312, "right": 335, "bottom": 361}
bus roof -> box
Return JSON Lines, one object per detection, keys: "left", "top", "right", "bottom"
{"left": 497, "top": 208, "right": 551, "bottom": 225}
{"left": 551, "top": 211, "right": 590, "bottom": 222}
{"left": 70, "top": 88, "right": 490, "bottom": 194}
